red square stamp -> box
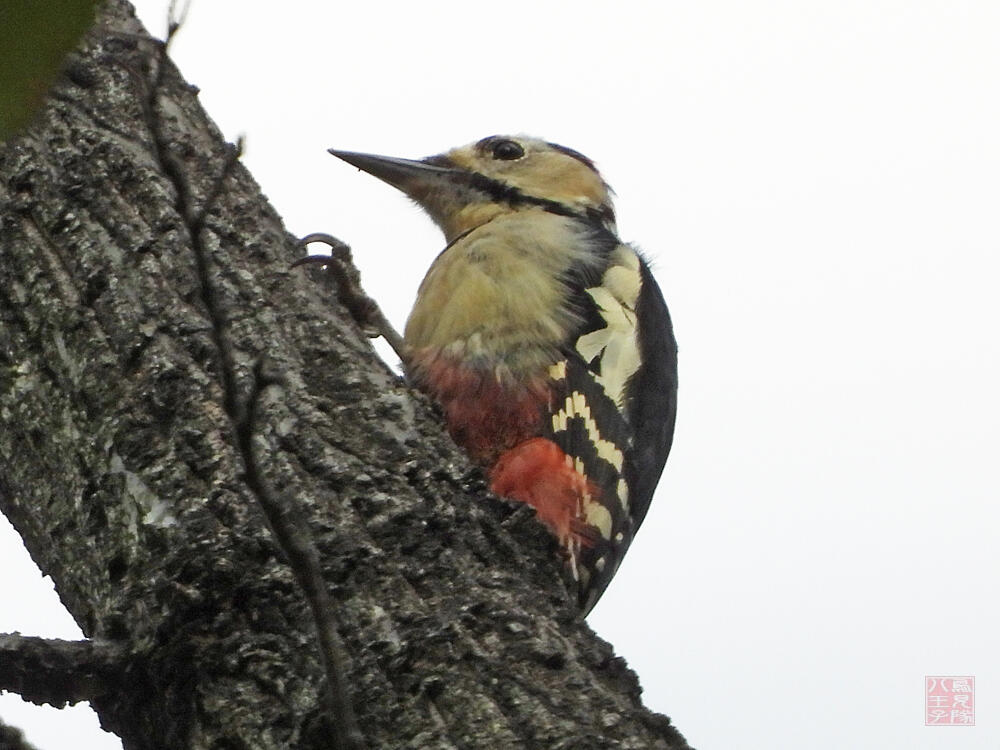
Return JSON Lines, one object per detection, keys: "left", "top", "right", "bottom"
{"left": 925, "top": 676, "right": 975, "bottom": 726}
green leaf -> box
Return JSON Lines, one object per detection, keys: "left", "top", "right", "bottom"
{"left": 0, "top": 0, "right": 99, "bottom": 141}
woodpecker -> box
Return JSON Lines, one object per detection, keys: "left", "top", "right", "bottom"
{"left": 328, "top": 135, "right": 677, "bottom": 614}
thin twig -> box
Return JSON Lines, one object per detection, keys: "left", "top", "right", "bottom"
{"left": 240, "top": 364, "right": 366, "bottom": 749}
{"left": 139, "top": 24, "right": 364, "bottom": 748}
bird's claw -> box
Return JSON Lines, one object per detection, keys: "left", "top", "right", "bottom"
{"left": 293, "top": 233, "right": 405, "bottom": 361}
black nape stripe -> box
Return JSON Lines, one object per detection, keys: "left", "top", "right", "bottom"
{"left": 465, "top": 172, "right": 572, "bottom": 215}
{"left": 463, "top": 172, "right": 617, "bottom": 233}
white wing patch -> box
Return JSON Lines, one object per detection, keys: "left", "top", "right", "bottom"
{"left": 573, "top": 246, "right": 643, "bottom": 407}
{"left": 544, "top": 247, "right": 644, "bottom": 592}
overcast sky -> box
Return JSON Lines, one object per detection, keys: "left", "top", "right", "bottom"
{"left": 2, "top": 1, "right": 998, "bottom": 748}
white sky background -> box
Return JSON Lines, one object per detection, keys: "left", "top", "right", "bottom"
{"left": 2, "top": 1, "right": 998, "bottom": 748}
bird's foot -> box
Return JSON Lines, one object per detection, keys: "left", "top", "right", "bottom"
{"left": 293, "top": 233, "right": 405, "bottom": 360}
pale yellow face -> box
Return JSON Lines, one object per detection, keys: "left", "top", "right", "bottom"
{"left": 419, "top": 135, "right": 615, "bottom": 240}
{"left": 447, "top": 136, "right": 610, "bottom": 206}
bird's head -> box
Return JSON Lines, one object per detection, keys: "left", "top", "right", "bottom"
{"left": 330, "top": 135, "right": 616, "bottom": 242}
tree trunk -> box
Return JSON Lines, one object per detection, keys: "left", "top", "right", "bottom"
{"left": 0, "top": 2, "right": 691, "bottom": 748}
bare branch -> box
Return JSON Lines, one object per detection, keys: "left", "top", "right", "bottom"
{"left": 0, "top": 719, "right": 41, "bottom": 750}
{"left": 0, "top": 634, "right": 124, "bottom": 708}
{"left": 0, "top": 2, "right": 692, "bottom": 745}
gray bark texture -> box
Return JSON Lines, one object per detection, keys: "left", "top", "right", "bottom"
{"left": 0, "top": 2, "right": 692, "bottom": 748}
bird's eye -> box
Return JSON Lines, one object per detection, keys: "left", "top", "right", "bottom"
{"left": 491, "top": 139, "right": 525, "bottom": 161}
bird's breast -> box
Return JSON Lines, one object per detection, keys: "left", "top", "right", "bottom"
{"left": 402, "top": 209, "right": 609, "bottom": 464}
{"left": 403, "top": 209, "right": 604, "bottom": 375}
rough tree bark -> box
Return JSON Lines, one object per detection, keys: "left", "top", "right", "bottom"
{"left": 0, "top": 2, "right": 692, "bottom": 748}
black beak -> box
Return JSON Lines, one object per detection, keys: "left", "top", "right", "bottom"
{"left": 328, "top": 149, "right": 462, "bottom": 202}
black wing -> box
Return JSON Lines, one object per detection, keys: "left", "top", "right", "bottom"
{"left": 622, "top": 258, "right": 678, "bottom": 534}
{"left": 546, "top": 243, "right": 677, "bottom": 614}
